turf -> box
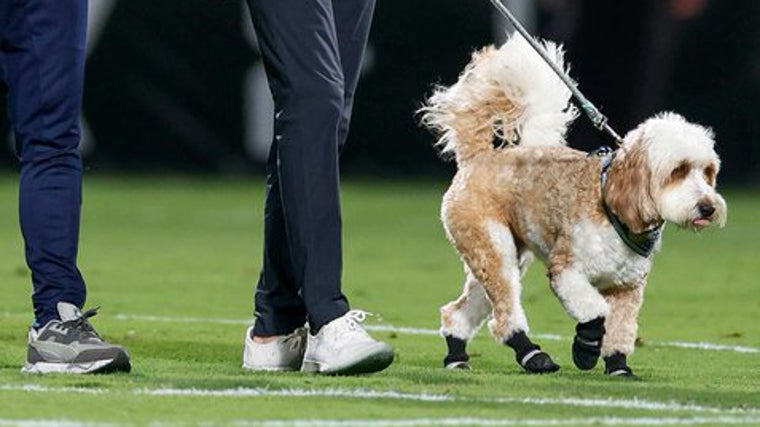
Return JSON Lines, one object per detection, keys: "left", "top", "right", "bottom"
{"left": 0, "top": 174, "right": 758, "bottom": 426}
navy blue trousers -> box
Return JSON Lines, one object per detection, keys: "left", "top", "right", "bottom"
{"left": 246, "top": 0, "right": 375, "bottom": 335}
{"left": 0, "top": 0, "right": 88, "bottom": 326}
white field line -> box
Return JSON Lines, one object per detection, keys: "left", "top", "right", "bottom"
{"left": 111, "top": 313, "right": 760, "bottom": 354}
{"left": 3, "top": 417, "right": 760, "bottom": 427}
{"left": 224, "top": 416, "right": 760, "bottom": 426}
{"left": 0, "top": 421, "right": 117, "bottom": 427}
{"left": 2, "top": 384, "right": 759, "bottom": 416}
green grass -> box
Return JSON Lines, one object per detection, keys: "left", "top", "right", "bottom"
{"left": 0, "top": 174, "right": 758, "bottom": 426}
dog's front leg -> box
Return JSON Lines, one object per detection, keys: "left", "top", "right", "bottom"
{"left": 600, "top": 284, "right": 644, "bottom": 378}
{"left": 549, "top": 267, "right": 610, "bottom": 370}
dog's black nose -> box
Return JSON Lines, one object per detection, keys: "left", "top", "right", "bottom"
{"left": 698, "top": 202, "right": 715, "bottom": 218}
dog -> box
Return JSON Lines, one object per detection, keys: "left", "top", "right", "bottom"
{"left": 419, "top": 33, "right": 727, "bottom": 377}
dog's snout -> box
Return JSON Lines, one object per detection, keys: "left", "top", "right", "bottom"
{"left": 698, "top": 202, "right": 715, "bottom": 218}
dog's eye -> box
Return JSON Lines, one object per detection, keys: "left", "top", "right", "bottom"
{"left": 670, "top": 162, "right": 690, "bottom": 181}
{"left": 704, "top": 165, "right": 716, "bottom": 185}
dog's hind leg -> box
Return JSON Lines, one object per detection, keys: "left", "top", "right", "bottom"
{"left": 444, "top": 210, "right": 559, "bottom": 373}
{"left": 600, "top": 285, "right": 644, "bottom": 378}
{"left": 440, "top": 268, "right": 491, "bottom": 369}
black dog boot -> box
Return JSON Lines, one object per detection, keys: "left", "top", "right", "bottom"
{"left": 506, "top": 331, "right": 560, "bottom": 374}
{"left": 604, "top": 352, "right": 636, "bottom": 378}
{"left": 572, "top": 317, "right": 605, "bottom": 370}
{"left": 443, "top": 335, "right": 470, "bottom": 369}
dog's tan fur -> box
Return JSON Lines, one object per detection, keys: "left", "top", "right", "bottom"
{"left": 422, "top": 34, "right": 727, "bottom": 367}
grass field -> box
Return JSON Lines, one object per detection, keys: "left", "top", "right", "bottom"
{"left": 0, "top": 174, "right": 758, "bottom": 426}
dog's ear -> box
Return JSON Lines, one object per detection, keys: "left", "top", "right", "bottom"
{"left": 604, "top": 142, "right": 660, "bottom": 233}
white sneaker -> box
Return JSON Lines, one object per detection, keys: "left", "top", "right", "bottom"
{"left": 301, "top": 310, "right": 394, "bottom": 375}
{"left": 242, "top": 325, "right": 307, "bottom": 371}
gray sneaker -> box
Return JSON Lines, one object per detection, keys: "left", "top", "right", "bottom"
{"left": 22, "top": 302, "right": 131, "bottom": 374}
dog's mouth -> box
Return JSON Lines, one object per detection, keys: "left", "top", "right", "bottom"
{"left": 690, "top": 202, "right": 718, "bottom": 230}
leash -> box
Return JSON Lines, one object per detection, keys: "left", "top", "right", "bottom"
{"left": 487, "top": 0, "right": 624, "bottom": 146}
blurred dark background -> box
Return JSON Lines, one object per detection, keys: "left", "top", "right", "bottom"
{"left": 1, "top": 0, "right": 758, "bottom": 183}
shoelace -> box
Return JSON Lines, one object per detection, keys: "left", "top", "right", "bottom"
{"left": 61, "top": 306, "right": 102, "bottom": 338}
{"left": 344, "top": 310, "right": 370, "bottom": 329}
{"left": 317, "top": 310, "right": 375, "bottom": 345}
{"left": 331, "top": 310, "right": 375, "bottom": 342}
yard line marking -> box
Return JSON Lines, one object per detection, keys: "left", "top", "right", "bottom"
{"left": 0, "top": 384, "right": 103, "bottom": 394}
{"left": 5, "top": 416, "right": 760, "bottom": 427}
{"left": 224, "top": 416, "right": 760, "bottom": 426}
{"left": 111, "top": 313, "right": 760, "bottom": 354}
{"left": 3, "top": 384, "right": 759, "bottom": 415}
{"left": 0, "top": 420, "right": 117, "bottom": 427}
{"left": 3, "top": 312, "right": 756, "bottom": 353}
{"left": 656, "top": 341, "right": 760, "bottom": 353}
{"left": 365, "top": 324, "right": 566, "bottom": 342}
{"left": 113, "top": 313, "right": 251, "bottom": 325}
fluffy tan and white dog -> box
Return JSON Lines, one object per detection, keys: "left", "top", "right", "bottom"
{"left": 420, "top": 34, "right": 727, "bottom": 377}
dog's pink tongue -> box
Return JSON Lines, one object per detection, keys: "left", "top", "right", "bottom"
{"left": 693, "top": 218, "right": 711, "bottom": 227}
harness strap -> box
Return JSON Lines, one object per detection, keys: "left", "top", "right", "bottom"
{"left": 591, "top": 148, "right": 663, "bottom": 257}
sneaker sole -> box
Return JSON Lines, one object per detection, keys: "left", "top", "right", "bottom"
{"left": 302, "top": 345, "right": 394, "bottom": 375}
{"left": 242, "top": 363, "right": 301, "bottom": 372}
{"left": 22, "top": 351, "right": 131, "bottom": 374}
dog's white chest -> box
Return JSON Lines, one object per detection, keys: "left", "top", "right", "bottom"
{"left": 571, "top": 220, "right": 654, "bottom": 289}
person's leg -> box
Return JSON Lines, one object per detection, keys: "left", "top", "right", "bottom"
{"left": 332, "top": 0, "right": 376, "bottom": 148}
{"left": 3, "top": 0, "right": 87, "bottom": 327}
{"left": 247, "top": 0, "right": 349, "bottom": 333}
{"left": 244, "top": 152, "right": 308, "bottom": 370}
{"left": 2, "top": 0, "right": 130, "bottom": 374}
{"left": 0, "top": 1, "right": 7, "bottom": 92}
{"left": 244, "top": 0, "right": 392, "bottom": 375}
{"left": 251, "top": 140, "right": 307, "bottom": 336}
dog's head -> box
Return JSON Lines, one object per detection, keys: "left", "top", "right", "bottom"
{"left": 605, "top": 112, "right": 727, "bottom": 233}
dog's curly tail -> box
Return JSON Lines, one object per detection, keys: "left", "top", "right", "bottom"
{"left": 419, "top": 33, "right": 578, "bottom": 164}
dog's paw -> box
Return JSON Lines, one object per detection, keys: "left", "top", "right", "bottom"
{"left": 572, "top": 337, "right": 601, "bottom": 370}
{"left": 604, "top": 352, "right": 636, "bottom": 379}
{"left": 445, "top": 361, "right": 471, "bottom": 370}
{"left": 520, "top": 349, "right": 560, "bottom": 374}
{"left": 443, "top": 335, "right": 470, "bottom": 369}
{"left": 572, "top": 317, "right": 605, "bottom": 370}
{"left": 506, "top": 331, "right": 560, "bottom": 374}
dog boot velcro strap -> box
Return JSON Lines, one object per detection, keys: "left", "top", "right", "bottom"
{"left": 572, "top": 317, "right": 605, "bottom": 370}
{"left": 604, "top": 352, "right": 636, "bottom": 378}
{"left": 506, "top": 331, "right": 560, "bottom": 374}
{"left": 443, "top": 335, "right": 470, "bottom": 369}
